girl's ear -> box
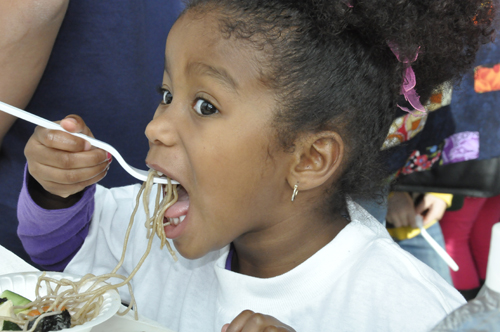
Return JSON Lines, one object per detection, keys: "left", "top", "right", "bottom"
{"left": 287, "top": 131, "right": 344, "bottom": 192}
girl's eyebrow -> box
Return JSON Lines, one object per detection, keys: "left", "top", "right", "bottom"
{"left": 187, "top": 62, "right": 239, "bottom": 93}
{"left": 164, "top": 57, "right": 239, "bottom": 93}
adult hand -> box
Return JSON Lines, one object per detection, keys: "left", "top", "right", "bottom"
{"left": 386, "top": 191, "right": 417, "bottom": 228}
{"left": 25, "top": 115, "right": 110, "bottom": 198}
{"left": 222, "top": 310, "right": 296, "bottom": 332}
{"left": 415, "top": 193, "right": 447, "bottom": 225}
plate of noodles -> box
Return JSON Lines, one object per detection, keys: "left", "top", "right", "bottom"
{"left": 0, "top": 271, "right": 121, "bottom": 332}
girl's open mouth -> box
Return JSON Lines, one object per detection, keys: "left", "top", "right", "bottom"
{"left": 162, "top": 183, "right": 190, "bottom": 239}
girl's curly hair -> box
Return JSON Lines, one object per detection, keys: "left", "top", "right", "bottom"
{"left": 184, "top": 0, "right": 496, "bottom": 215}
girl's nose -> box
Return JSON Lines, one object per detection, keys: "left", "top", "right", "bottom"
{"left": 145, "top": 105, "right": 178, "bottom": 147}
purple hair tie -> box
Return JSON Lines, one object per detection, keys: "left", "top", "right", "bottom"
{"left": 388, "top": 42, "right": 426, "bottom": 117}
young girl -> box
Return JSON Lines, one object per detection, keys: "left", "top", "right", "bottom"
{"left": 18, "top": 0, "right": 496, "bottom": 331}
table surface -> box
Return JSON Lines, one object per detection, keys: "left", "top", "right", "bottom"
{"left": 0, "top": 245, "right": 176, "bottom": 332}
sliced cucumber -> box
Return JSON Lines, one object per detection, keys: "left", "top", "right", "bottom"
{"left": 0, "top": 291, "right": 31, "bottom": 315}
{"left": 2, "top": 321, "right": 21, "bottom": 331}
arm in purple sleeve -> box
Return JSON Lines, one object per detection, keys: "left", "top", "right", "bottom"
{"left": 17, "top": 166, "right": 96, "bottom": 271}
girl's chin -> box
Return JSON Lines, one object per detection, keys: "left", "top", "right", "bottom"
{"left": 170, "top": 233, "right": 224, "bottom": 261}
{"left": 171, "top": 240, "right": 210, "bottom": 260}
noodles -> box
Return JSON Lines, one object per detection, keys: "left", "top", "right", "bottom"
{"left": 0, "top": 170, "right": 178, "bottom": 331}
{"left": 143, "top": 174, "right": 179, "bottom": 260}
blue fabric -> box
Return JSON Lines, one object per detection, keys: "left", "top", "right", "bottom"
{"left": 450, "top": 39, "right": 500, "bottom": 161}
{"left": 355, "top": 186, "right": 389, "bottom": 225}
{"left": 1, "top": 0, "right": 183, "bottom": 264}
{"left": 397, "top": 222, "right": 453, "bottom": 285}
{"left": 355, "top": 197, "right": 388, "bottom": 225}
{"left": 382, "top": 39, "right": 500, "bottom": 174}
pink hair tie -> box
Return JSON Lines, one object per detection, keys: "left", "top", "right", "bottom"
{"left": 387, "top": 42, "right": 426, "bottom": 117}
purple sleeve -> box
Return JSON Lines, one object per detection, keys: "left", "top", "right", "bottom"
{"left": 17, "top": 166, "right": 96, "bottom": 271}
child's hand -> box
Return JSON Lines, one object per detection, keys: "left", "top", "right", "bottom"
{"left": 221, "top": 310, "right": 296, "bottom": 332}
{"left": 386, "top": 191, "right": 417, "bottom": 228}
{"left": 25, "top": 115, "right": 110, "bottom": 198}
{"left": 415, "top": 193, "right": 447, "bottom": 225}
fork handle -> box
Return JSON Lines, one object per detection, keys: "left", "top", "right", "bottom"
{"left": 0, "top": 100, "right": 109, "bottom": 150}
{"left": 0, "top": 100, "right": 63, "bottom": 131}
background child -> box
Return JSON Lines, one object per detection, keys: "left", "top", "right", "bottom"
{"left": 18, "top": 0, "right": 496, "bottom": 331}
{"left": 386, "top": 191, "right": 453, "bottom": 284}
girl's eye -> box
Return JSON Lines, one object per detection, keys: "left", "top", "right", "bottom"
{"left": 159, "top": 88, "right": 173, "bottom": 105}
{"left": 193, "top": 99, "right": 219, "bottom": 116}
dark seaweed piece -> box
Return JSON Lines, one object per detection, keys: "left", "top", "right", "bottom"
{"left": 2, "top": 320, "right": 22, "bottom": 330}
{"left": 26, "top": 310, "right": 71, "bottom": 332}
{"left": 0, "top": 297, "right": 6, "bottom": 305}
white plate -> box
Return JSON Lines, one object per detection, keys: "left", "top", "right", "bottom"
{"left": 92, "top": 307, "right": 177, "bottom": 332}
{"left": 0, "top": 271, "right": 121, "bottom": 332}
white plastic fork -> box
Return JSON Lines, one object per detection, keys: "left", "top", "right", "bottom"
{"left": 415, "top": 215, "right": 459, "bottom": 271}
{"left": 0, "top": 100, "right": 176, "bottom": 184}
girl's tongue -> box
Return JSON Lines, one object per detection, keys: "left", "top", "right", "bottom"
{"left": 165, "top": 185, "right": 189, "bottom": 219}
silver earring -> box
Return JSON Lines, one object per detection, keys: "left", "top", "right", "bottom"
{"left": 291, "top": 184, "right": 299, "bottom": 202}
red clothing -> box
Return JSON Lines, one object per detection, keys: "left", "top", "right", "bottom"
{"left": 440, "top": 195, "right": 500, "bottom": 289}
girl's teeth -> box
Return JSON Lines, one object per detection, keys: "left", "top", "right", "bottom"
{"left": 157, "top": 171, "right": 164, "bottom": 176}
{"left": 169, "top": 215, "right": 186, "bottom": 226}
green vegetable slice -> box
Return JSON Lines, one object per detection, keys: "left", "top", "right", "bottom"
{"left": 2, "top": 321, "right": 22, "bottom": 331}
{"left": 0, "top": 291, "right": 31, "bottom": 315}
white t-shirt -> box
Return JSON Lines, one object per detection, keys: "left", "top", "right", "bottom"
{"left": 66, "top": 184, "right": 465, "bottom": 332}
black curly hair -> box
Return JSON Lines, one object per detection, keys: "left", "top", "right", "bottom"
{"left": 183, "top": 0, "right": 496, "bottom": 215}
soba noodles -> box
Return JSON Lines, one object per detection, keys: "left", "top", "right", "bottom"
{"left": 0, "top": 170, "right": 177, "bottom": 331}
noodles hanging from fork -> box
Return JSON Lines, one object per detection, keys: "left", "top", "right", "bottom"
{"left": 0, "top": 170, "right": 177, "bottom": 331}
